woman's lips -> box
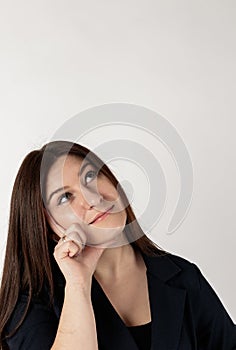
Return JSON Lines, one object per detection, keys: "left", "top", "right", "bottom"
{"left": 89, "top": 205, "right": 114, "bottom": 224}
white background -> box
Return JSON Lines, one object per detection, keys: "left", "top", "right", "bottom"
{"left": 0, "top": 1, "right": 235, "bottom": 322}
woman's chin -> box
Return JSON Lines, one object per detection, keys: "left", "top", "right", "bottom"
{"left": 84, "top": 224, "right": 128, "bottom": 248}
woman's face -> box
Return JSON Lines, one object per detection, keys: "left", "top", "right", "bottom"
{"left": 45, "top": 154, "right": 128, "bottom": 247}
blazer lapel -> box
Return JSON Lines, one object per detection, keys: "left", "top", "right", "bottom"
{"left": 142, "top": 251, "right": 186, "bottom": 349}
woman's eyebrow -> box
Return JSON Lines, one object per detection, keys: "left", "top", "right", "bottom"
{"left": 47, "top": 186, "right": 70, "bottom": 205}
{"left": 78, "top": 161, "right": 90, "bottom": 177}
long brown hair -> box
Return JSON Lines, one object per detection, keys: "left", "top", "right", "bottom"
{"left": 0, "top": 140, "right": 166, "bottom": 347}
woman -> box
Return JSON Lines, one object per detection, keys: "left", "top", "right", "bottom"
{"left": 0, "top": 140, "right": 235, "bottom": 350}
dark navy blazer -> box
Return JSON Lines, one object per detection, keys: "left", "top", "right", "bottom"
{"left": 5, "top": 247, "right": 236, "bottom": 349}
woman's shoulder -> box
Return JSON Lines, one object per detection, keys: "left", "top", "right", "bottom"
{"left": 165, "top": 251, "right": 202, "bottom": 274}
{"left": 163, "top": 252, "right": 205, "bottom": 288}
{"left": 157, "top": 250, "right": 197, "bottom": 266}
{"left": 4, "top": 290, "right": 58, "bottom": 349}
{"left": 142, "top": 249, "right": 202, "bottom": 285}
{"left": 142, "top": 248, "right": 222, "bottom": 303}
{"left": 6, "top": 292, "right": 56, "bottom": 327}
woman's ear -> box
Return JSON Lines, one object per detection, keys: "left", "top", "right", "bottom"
{"left": 43, "top": 208, "right": 65, "bottom": 238}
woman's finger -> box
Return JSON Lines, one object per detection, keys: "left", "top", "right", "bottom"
{"left": 54, "top": 239, "right": 83, "bottom": 259}
{"left": 64, "top": 224, "right": 87, "bottom": 247}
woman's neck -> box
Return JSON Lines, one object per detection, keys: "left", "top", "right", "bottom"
{"left": 93, "top": 243, "right": 140, "bottom": 283}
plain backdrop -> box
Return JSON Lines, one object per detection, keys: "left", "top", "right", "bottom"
{"left": 0, "top": 1, "right": 235, "bottom": 322}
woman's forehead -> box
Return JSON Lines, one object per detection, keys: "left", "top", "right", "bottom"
{"left": 46, "top": 155, "right": 85, "bottom": 184}
{"left": 51, "top": 154, "right": 84, "bottom": 171}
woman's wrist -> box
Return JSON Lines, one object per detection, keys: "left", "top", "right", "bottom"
{"left": 65, "top": 278, "right": 92, "bottom": 295}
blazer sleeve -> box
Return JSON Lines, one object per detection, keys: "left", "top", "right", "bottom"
{"left": 4, "top": 295, "right": 58, "bottom": 350}
{"left": 192, "top": 264, "right": 236, "bottom": 350}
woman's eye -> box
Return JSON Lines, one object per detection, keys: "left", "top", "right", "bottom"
{"left": 85, "top": 170, "right": 97, "bottom": 185}
{"left": 57, "top": 192, "right": 72, "bottom": 206}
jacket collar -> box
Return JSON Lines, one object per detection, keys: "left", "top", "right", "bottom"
{"left": 140, "top": 249, "right": 182, "bottom": 281}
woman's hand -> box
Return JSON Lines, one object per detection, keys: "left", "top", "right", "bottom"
{"left": 48, "top": 220, "right": 105, "bottom": 288}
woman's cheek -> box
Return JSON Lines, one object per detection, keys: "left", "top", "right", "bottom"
{"left": 98, "top": 178, "right": 119, "bottom": 201}
{"left": 49, "top": 206, "right": 85, "bottom": 231}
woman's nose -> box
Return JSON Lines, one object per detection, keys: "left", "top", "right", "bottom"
{"left": 72, "top": 189, "right": 103, "bottom": 213}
